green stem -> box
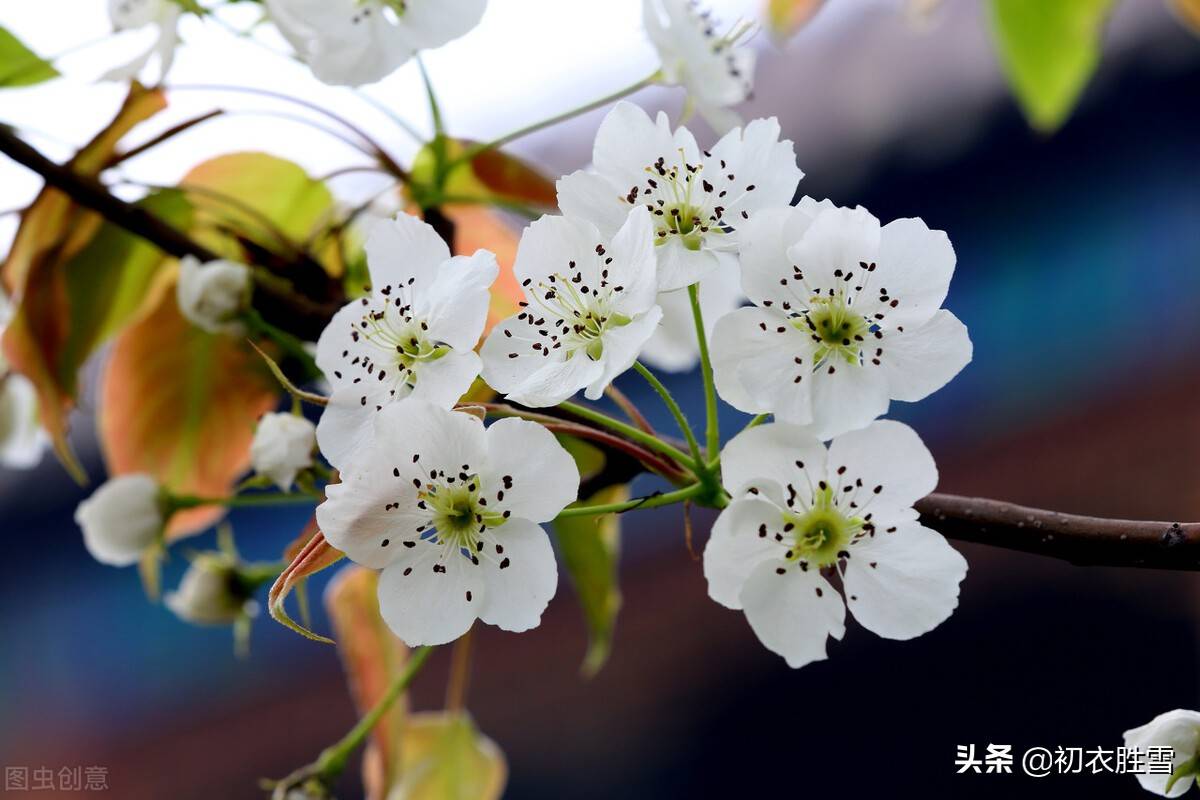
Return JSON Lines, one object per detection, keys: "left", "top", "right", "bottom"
{"left": 314, "top": 646, "right": 434, "bottom": 778}
{"left": 633, "top": 361, "right": 704, "bottom": 470}
{"left": 560, "top": 400, "right": 698, "bottom": 473}
{"left": 446, "top": 72, "right": 659, "bottom": 171}
{"left": 557, "top": 483, "right": 706, "bottom": 518}
{"left": 688, "top": 283, "right": 720, "bottom": 462}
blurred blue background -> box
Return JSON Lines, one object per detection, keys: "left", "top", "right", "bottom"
{"left": 2, "top": 1, "right": 1200, "bottom": 798}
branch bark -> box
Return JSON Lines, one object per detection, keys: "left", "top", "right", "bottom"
{"left": 0, "top": 125, "right": 344, "bottom": 340}
{"left": 917, "top": 493, "right": 1200, "bottom": 571}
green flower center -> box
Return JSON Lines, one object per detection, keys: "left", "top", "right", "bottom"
{"left": 782, "top": 486, "right": 864, "bottom": 568}
{"left": 797, "top": 295, "right": 870, "bottom": 365}
{"left": 422, "top": 477, "right": 507, "bottom": 546}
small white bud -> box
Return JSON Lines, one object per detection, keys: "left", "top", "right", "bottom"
{"left": 165, "top": 554, "right": 253, "bottom": 625}
{"left": 251, "top": 412, "right": 316, "bottom": 491}
{"left": 74, "top": 474, "right": 165, "bottom": 566}
{"left": 176, "top": 256, "right": 252, "bottom": 335}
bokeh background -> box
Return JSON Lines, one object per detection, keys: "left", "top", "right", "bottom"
{"left": 2, "top": 1, "right": 1200, "bottom": 797}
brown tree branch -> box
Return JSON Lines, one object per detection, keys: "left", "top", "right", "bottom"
{"left": 0, "top": 125, "right": 344, "bottom": 340}
{"left": 917, "top": 493, "right": 1200, "bottom": 571}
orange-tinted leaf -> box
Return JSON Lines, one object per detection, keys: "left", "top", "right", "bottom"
{"left": 269, "top": 523, "right": 344, "bottom": 642}
{"left": 441, "top": 206, "right": 523, "bottom": 333}
{"left": 180, "top": 152, "right": 339, "bottom": 271}
{"left": 0, "top": 85, "right": 168, "bottom": 480}
{"left": 410, "top": 139, "right": 557, "bottom": 210}
{"left": 1170, "top": 0, "right": 1200, "bottom": 34}
{"left": 98, "top": 284, "right": 280, "bottom": 536}
{"left": 326, "top": 566, "right": 408, "bottom": 800}
{"left": 765, "top": 0, "right": 826, "bottom": 41}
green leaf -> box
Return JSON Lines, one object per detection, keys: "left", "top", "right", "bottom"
{"left": 0, "top": 26, "right": 59, "bottom": 88}
{"left": 988, "top": 0, "right": 1116, "bottom": 132}
{"left": 393, "top": 712, "right": 507, "bottom": 800}
{"left": 554, "top": 484, "right": 626, "bottom": 677}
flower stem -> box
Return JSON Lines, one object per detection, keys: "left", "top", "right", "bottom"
{"left": 243, "top": 306, "right": 321, "bottom": 381}
{"left": 560, "top": 400, "right": 698, "bottom": 473}
{"left": 447, "top": 72, "right": 659, "bottom": 170}
{"left": 313, "top": 646, "right": 434, "bottom": 778}
{"left": 688, "top": 284, "right": 720, "bottom": 462}
{"left": 558, "top": 483, "right": 707, "bottom": 518}
{"left": 633, "top": 361, "right": 704, "bottom": 471}
{"left": 605, "top": 383, "right": 655, "bottom": 435}
{"left": 445, "top": 628, "right": 474, "bottom": 713}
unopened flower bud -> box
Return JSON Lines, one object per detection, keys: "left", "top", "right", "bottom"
{"left": 165, "top": 553, "right": 254, "bottom": 625}
{"left": 75, "top": 474, "right": 165, "bottom": 566}
{"left": 251, "top": 412, "right": 316, "bottom": 491}
{"left": 176, "top": 255, "right": 252, "bottom": 335}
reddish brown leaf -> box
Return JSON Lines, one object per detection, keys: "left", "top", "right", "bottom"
{"left": 268, "top": 524, "right": 344, "bottom": 642}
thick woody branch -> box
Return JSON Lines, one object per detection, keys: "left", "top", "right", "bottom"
{"left": 917, "top": 493, "right": 1200, "bottom": 571}
{"left": 0, "top": 125, "right": 343, "bottom": 340}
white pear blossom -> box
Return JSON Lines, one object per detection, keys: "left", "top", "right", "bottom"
{"left": 557, "top": 101, "right": 801, "bottom": 292}
{"left": 704, "top": 420, "right": 966, "bottom": 668}
{"left": 75, "top": 474, "right": 165, "bottom": 567}
{"left": 639, "top": 266, "right": 742, "bottom": 372}
{"left": 643, "top": 0, "right": 756, "bottom": 133}
{"left": 316, "top": 213, "right": 498, "bottom": 468}
{"left": 480, "top": 208, "right": 661, "bottom": 407}
{"left": 266, "top": 0, "right": 487, "bottom": 87}
{"left": 250, "top": 412, "right": 316, "bottom": 491}
{"left": 712, "top": 200, "right": 972, "bottom": 440}
{"left": 165, "top": 553, "right": 254, "bottom": 625}
{"left": 176, "top": 256, "right": 252, "bottom": 335}
{"left": 316, "top": 400, "right": 579, "bottom": 646}
{"left": 105, "top": 0, "right": 183, "bottom": 83}
{"left": 1124, "top": 710, "right": 1200, "bottom": 797}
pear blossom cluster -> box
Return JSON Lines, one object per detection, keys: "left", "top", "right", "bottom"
{"left": 71, "top": 0, "right": 976, "bottom": 672}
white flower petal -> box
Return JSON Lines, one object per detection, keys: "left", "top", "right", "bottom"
{"left": 873, "top": 216, "right": 957, "bottom": 329}
{"left": 605, "top": 207, "right": 659, "bottom": 315}
{"left": 408, "top": 350, "right": 480, "bottom": 408}
{"left": 785, "top": 205, "right": 881, "bottom": 297}
{"left": 421, "top": 250, "right": 499, "bottom": 351}
{"left": 250, "top": 412, "right": 315, "bottom": 491}
{"left": 704, "top": 498, "right": 787, "bottom": 609}
{"left": 740, "top": 559, "right": 845, "bottom": 669}
{"left": 499, "top": 349, "right": 604, "bottom": 408}
{"left": 805, "top": 360, "right": 890, "bottom": 439}
{"left": 316, "top": 470, "right": 425, "bottom": 570}
{"left": 1124, "top": 710, "right": 1200, "bottom": 797}
{"left": 826, "top": 419, "right": 937, "bottom": 510}
{"left": 843, "top": 523, "right": 966, "bottom": 641}
{"left": 719, "top": 421, "right": 827, "bottom": 502}
{"left": 556, "top": 170, "right": 630, "bottom": 237}
{"left": 709, "top": 117, "right": 802, "bottom": 219}
{"left": 0, "top": 373, "right": 47, "bottom": 469}
{"left": 655, "top": 240, "right": 722, "bottom": 292}
{"left": 477, "top": 517, "right": 558, "bottom": 632}
{"left": 512, "top": 214, "right": 599, "bottom": 289}
{"left": 880, "top": 309, "right": 972, "bottom": 402}
{"left": 397, "top": 0, "right": 487, "bottom": 50}
{"left": 364, "top": 213, "right": 451, "bottom": 294}
{"left": 584, "top": 305, "right": 663, "bottom": 400}
{"left": 712, "top": 307, "right": 817, "bottom": 424}
{"left": 592, "top": 102, "right": 679, "bottom": 191}
{"left": 316, "top": 383, "right": 396, "bottom": 469}
{"left": 737, "top": 200, "right": 834, "bottom": 307}
{"left": 482, "top": 418, "right": 579, "bottom": 523}
{"left": 378, "top": 544, "right": 481, "bottom": 646}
